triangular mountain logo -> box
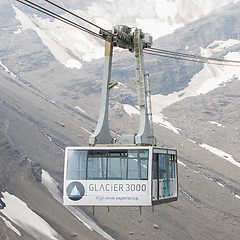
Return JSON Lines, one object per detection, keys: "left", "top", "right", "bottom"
{"left": 67, "top": 182, "right": 85, "bottom": 201}
{"left": 71, "top": 185, "right": 81, "bottom": 196}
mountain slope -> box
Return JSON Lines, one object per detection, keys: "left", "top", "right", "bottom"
{"left": 1, "top": 59, "right": 239, "bottom": 239}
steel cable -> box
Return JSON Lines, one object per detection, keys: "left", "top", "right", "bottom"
{"left": 145, "top": 47, "right": 240, "bottom": 65}
{"left": 16, "top": 0, "right": 107, "bottom": 41}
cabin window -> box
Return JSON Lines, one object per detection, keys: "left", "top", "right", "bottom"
{"left": 87, "top": 155, "right": 107, "bottom": 180}
{"left": 169, "top": 155, "right": 176, "bottom": 179}
{"left": 66, "top": 150, "right": 87, "bottom": 180}
{"left": 152, "top": 154, "right": 158, "bottom": 180}
{"left": 66, "top": 149, "right": 149, "bottom": 180}
{"left": 159, "top": 154, "right": 167, "bottom": 180}
{"left": 127, "top": 150, "right": 148, "bottom": 180}
{"left": 107, "top": 153, "right": 127, "bottom": 180}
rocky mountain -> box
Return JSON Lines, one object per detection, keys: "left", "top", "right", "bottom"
{"left": 0, "top": 0, "right": 240, "bottom": 239}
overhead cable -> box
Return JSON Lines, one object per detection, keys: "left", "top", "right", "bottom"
{"left": 146, "top": 47, "right": 240, "bottom": 65}
{"left": 42, "top": 0, "right": 113, "bottom": 36}
{"left": 16, "top": 0, "right": 106, "bottom": 40}
{"left": 143, "top": 50, "right": 240, "bottom": 67}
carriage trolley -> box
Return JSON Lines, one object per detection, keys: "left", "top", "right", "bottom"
{"left": 63, "top": 145, "right": 177, "bottom": 207}
{"left": 63, "top": 26, "right": 178, "bottom": 208}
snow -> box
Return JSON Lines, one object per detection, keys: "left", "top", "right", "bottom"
{"left": 13, "top": 0, "right": 240, "bottom": 69}
{"left": 235, "top": 194, "right": 240, "bottom": 200}
{"left": 81, "top": 126, "right": 92, "bottom": 135}
{"left": 216, "top": 182, "right": 225, "bottom": 188}
{"left": 123, "top": 103, "right": 180, "bottom": 133}
{"left": 180, "top": 188, "right": 194, "bottom": 202}
{"left": 153, "top": 115, "right": 180, "bottom": 135}
{"left": 208, "top": 121, "right": 225, "bottom": 127}
{"left": 43, "top": 131, "right": 53, "bottom": 142}
{"left": 202, "top": 39, "right": 240, "bottom": 55}
{"left": 12, "top": 5, "right": 98, "bottom": 69}
{"left": 156, "top": 59, "right": 239, "bottom": 105}
{"left": 0, "top": 192, "right": 59, "bottom": 240}
{"left": 0, "top": 215, "right": 21, "bottom": 236}
{"left": 65, "top": 59, "right": 82, "bottom": 69}
{"left": 0, "top": 60, "right": 19, "bottom": 79}
{"left": 178, "top": 155, "right": 240, "bottom": 201}
{"left": 178, "top": 160, "right": 187, "bottom": 167}
{"left": 41, "top": 171, "right": 92, "bottom": 230}
{"left": 123, "top": 104, "right": 139, "bottom": 116}
{"left": 200, "top": 143, "right": 240, "bottom": 168}
{"left": 87, "top": 0, "right": 239, "bottom": 39}
{"left": 75, "top": 106, "right": 87, "bottom": 114}
{"left": 42, "top": 170, "right": 60, "bottom": 202}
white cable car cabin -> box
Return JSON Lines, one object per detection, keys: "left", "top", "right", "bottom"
{"left": 63, "top": 146, "right": 177, "bottom": 206}
{"left": 63, "top": 26, "right": 178, "bottom": 207}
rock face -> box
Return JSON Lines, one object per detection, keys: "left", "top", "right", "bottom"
{"left": 0, "top": 197, "right": 6, "bottom": 209}
{"left": 20, "top": 157, "right": 42, "bottom": 182}
{"left": 31, "top": 162, "right": 42, "bottom": 182}
{"left": 0, "top": 117, "right": 20, "bottom": 192}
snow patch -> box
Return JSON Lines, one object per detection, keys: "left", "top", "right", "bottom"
{"left": 199, "top": 143, "right": 240, "bottom": 168}
{"left": 216, "top": 182, "right": 225, "bottom": 188}
{"left": 153, "top": 115, "right": 180, "bottom": 135}
{"left": 202, "top": 39, "right": 240, "bottom": 56}
{"left": 123, "top": 104, "right": 139, "bottom": 116}
{"left": 12, "top": 5, "right": 102, "bottom": 69}
{"left": 65, "top": 59, "right": 82, "bottom": 69}
{"left": 75, "top": 106, "right": 87, "bottom": 114}
{"left": 208, "top": 121, "right": 225, "bottom": 128}
{"left": 81, "top": 126, "right": 92, "bottom": 135}
{"left": 0, "top": 60, "right": 19, "bottom": 79}
{"left": 0, "top": 215, "right": 21, "bottom": 236}
{"left": 187, "top": 139, "right": 197, "bottom": 144}
{"left": 178, "top": 160, "right": 186, "bottom": 167}
{"left": 179, "top": 188, "right": 194, "bottom": 202}
{"left": 123, "top": 103, "right": 180, "bottom": 134}
{"left": 42, "top": 170, "right": 60, "bottom": 202}
{"left": 235, "top": 194, "right": 240, "bottom": 200}
{"left": 0, "top": 192, "right": 59, "bottom": 240}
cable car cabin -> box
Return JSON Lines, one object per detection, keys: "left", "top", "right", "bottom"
{"left": 63, "top": 146, "right": 178, "bottom": 206}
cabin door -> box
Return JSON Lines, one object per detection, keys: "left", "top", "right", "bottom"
{"left": 152, "top": 153, "right": 170, "bottom": 200}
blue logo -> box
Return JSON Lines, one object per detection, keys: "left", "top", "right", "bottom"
{"left": 67, "top": 182, "right": 85, "bottom": 201}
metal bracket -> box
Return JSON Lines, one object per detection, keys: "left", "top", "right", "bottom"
{"left": 134, "top": 29, "right": 155, "bottom": 146}
{"left": 89, "top": 41, "right": 114, "bottom": 145}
